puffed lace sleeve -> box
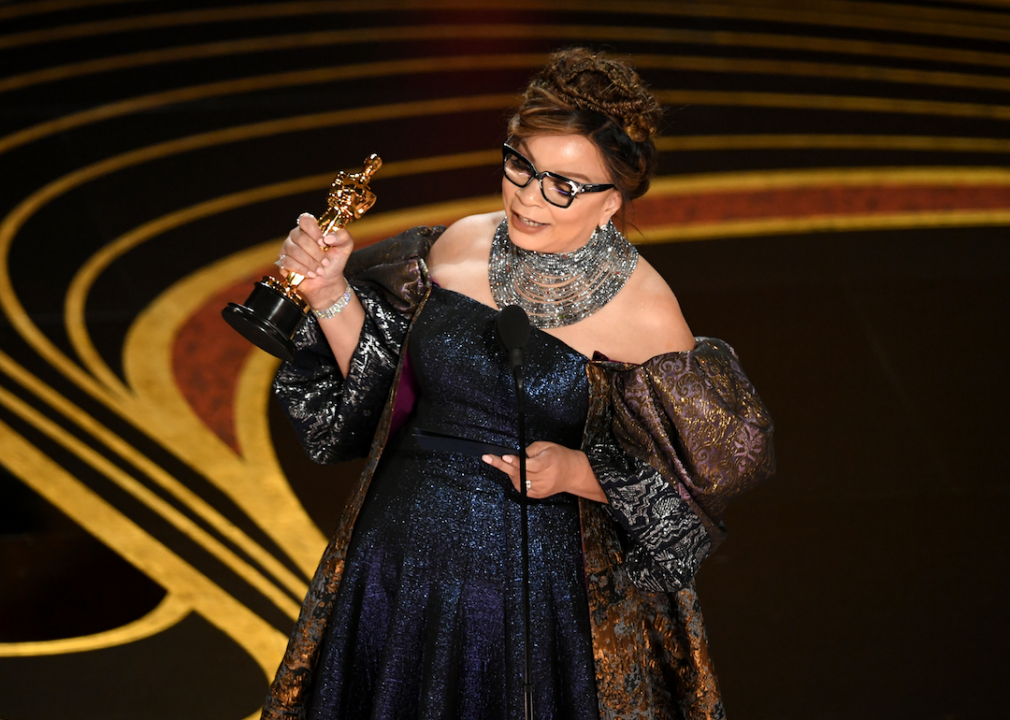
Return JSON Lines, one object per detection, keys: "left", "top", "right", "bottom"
{"left": 271, "top": 226, "right": 441, "bottom": 464}
{"left": 586, "top": 338, "right": 774, "bottom": 592}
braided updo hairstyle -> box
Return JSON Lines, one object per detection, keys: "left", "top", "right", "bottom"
{"left": 507, "top": 47, "right": 663, "bottom": 206}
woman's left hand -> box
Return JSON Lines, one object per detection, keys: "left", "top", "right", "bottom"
{"left": 482, "top": 441, "right": 608, "bottom": 503}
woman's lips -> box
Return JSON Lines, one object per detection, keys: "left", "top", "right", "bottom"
{"left": 511, "top": 211, "right": 547, "bottom": 232}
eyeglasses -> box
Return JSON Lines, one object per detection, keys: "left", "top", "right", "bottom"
{"left": 502, "top": 143, "right": 615, "bottom": 208}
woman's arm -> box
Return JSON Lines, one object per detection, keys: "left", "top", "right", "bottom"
{"left": 272, "top": 224, "right": 441, "bottom": 463}
{"left": 272, "top": 287, "right": 410, "bottom": 464}
{"left": 277, "top": 213, "right": 365, "bottom": 377}
{"left": 590, "top": 340, "right": 775, "bottom": 591}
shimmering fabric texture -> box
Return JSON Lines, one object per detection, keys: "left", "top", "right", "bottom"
{"left": 307, "top": 286, "right": 598, "bottom": 719}
{"left": 263, "top": 227, "right": 775, "bottom": 720}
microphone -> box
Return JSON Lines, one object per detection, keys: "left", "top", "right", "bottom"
{"left": 496, "top": 305, "right": 531, "bottom": 373}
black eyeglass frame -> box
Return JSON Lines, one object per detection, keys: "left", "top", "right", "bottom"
{"left": 501, "top": 143, "right": 615, "bottom": 208}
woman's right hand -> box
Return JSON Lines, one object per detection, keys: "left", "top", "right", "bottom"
{"left": 277, "top": 213, "right": 355, "bottom": 312}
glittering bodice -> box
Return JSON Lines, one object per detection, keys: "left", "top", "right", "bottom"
{"left": 307, "top": 284, "right": 600, "bottom": 720}
{"left": 407, "top": 284, "right": 590, "bottom": 457}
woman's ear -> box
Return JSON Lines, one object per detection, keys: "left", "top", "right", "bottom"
{"left": 598, "top": 190, "right": 623, "bottom": 227}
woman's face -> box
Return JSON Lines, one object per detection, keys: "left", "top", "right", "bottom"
{"left": 501, "top": 134, "right": 622, "bottom": 254}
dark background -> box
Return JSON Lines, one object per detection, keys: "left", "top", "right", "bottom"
{"left": 1, "top": 1, "right": 1008, "bottom": 718}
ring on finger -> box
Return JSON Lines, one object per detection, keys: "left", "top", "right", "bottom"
{"left": 275, "top": 254, "right": 287, "bottom": 269}
{"left": 525, "top": 479, "right": 531, "bottom": 491}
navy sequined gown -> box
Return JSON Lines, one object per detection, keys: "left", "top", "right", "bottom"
{"left": 306, "top": 285, "right": 600, "bottom": 720}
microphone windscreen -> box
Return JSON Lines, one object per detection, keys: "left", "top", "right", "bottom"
{"left": 496, "top": 305, "right": 531, "bottom": 352}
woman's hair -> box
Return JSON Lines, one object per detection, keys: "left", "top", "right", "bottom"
{"left": 507, "top": 47, "right": 663, "bottom": 205}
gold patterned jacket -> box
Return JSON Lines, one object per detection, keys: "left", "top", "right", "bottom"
{"left": 263, "top": 226, "right": 775, "bottom": 720}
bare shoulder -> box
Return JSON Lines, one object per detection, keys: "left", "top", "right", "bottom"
{"left": 426, "top": 211, "right": 503, "bottom": 305}
{"left": 609, "top": 255, "right": 695, "bottom": 359}
{"left": 428, "top": 211, "right": 503, "bottom": 264}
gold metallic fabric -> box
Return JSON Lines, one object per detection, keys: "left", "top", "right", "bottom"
{"left": 581, "top": 349, "right": 775, "bottom": 719}
{"left": 609, "top": 341, "right": 775, "bottom": 539}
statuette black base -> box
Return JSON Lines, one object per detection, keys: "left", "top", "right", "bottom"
{"left": 221, "top": 280, "right": 307, "bottom": 362}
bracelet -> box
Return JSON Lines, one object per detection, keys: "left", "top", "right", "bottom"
{"left": 313, "top": 284, "right": 354, "bottom": 319}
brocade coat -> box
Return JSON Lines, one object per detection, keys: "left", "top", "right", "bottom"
{"left": 263, "top": 226, "right": 775, "bottom": 720}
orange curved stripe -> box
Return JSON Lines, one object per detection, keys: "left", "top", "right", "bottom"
{"left": 634, "top": 183, "right": 1010, "bottom": 227}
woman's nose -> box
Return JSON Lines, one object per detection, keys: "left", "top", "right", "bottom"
{"left": 517, "top": 179, "right": 543, "bottom": 205}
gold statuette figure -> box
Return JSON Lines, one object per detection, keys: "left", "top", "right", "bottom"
{"left": 222, "top": 154, "right": 382, "bottom": 361}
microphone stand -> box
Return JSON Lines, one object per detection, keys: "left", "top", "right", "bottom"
{"left": 497, "top": 305, "right": 534, "bottom": 719}
{"left": 511, "top": 356, "right": 534, "bottom": 720}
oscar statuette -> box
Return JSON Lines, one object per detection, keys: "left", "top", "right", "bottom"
{"left": 222, "top": 154, "right": 382, "bottom": 361}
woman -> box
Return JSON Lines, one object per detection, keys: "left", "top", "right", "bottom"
{"left": 263, "top": 48, "right": 774, "bottom": 720}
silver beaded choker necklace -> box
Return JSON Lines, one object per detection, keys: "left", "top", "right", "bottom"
{"left": 488, "top": 218, "right": 638, "bottom": 329}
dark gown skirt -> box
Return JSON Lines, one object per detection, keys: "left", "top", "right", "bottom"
{"left": 306, "top": 286, "right": 600, "bottom": 720}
